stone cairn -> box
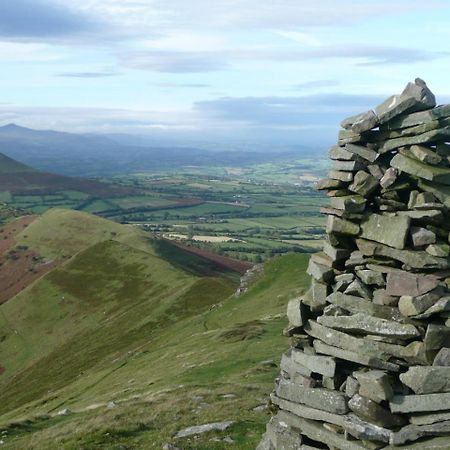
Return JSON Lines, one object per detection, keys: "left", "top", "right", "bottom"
{"left": 258, "top": 79, "right": 450, "bottom": 450}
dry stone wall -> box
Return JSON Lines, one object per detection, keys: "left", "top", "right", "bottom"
{"left": 258, "top": 79, "right": 450, "bottom": 449}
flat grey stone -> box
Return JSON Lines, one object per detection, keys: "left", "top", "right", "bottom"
{"left": 317, "top": 313, "right": 420, "bottom": 340}
{"left": 384, "top": 104, "right": 450, "bottom": 130}
{"left": 329, "top": 145, "right": 358, "bottom": 160}
{"left": 360, "top": 214, "right": 411, "bottom": 249}
{"left": 315, "top": 178, "right": 345, "bottom": 190}
{"left": 357, "top": 269, "right": 385, "bottom": 286}
{"left": 330, "top": 194, "right": 366, "bottom": 212}
{"left": 332, "top": 160, "right": 366, "bottom": 171}
{"left": 306, "top": 259, "right": 334, "bottom": 283}
{"left": 275, "top": 378, "right": 348, "bottom": 414}
{"left": 386, "top": 270, "right": 440, "bottom": 297}
{"left": 390, "top": 392, "right": 450, "bottom": 414}
{"left": 307, "top": 320, "right": 425, "bottom": 366}
{"left": 391, "top": 420, "right": 450, "bottom": 446}
{"left": 349, "top": 394, "right": 405, "bottom": 428}
{"left": 410, "top": 411, "right": 450, "bottom": 426}
{"left": 345, "top": 143, "right": 379, "bottom": 162}
{"left": 287, "top": 298, "right": 307, "bottom": 327}
{"left": 326, "top": 292, "right": 404, "bottom": 322}
{"left": 400, "top": 366, "right": 450, "bottom": 394}
{"left": 291, "top": 347, "right": 336, "bottom": 377}
{"left": 341, "top": 110, "right": 379, "bottom": 134}
{"left": 326, "top": 215, "right": 360, "bottom": 236}
{"left": 313, "top": 339, "right": 399, "bottom": 371}
{"left": 391, "top": 152, "right": 450, "bottom": 185}
{"left": 379, "top": 125, "right": 450, "bottom": 153}
{"left": 328, "top": 170, "right": 354, "bottom": 182}
{"left": 175, "top": 421, "right": 234, "bottom": 438}
{"left": 356, "top": 238, "right": 449, "bottom": 270}
{"left": 354, "top": 370, "right": 394, "bottom": 402}
{"left": 323, "top": 240, "right": 350, "bottom": 261}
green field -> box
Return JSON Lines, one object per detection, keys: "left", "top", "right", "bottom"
{"left": 0, "top": 209, "right": 311, "bottom": 449}
{"left": 0, "top": 157, "right": 328, "bottom": 261}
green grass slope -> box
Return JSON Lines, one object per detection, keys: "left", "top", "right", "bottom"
{"left": 0, "top": 153, "right": 36, "bottom": 174}
{"left": 15, "top": 208, "right": 147, "bottom": 259}
{"left": 0, "top": 229, "right": 310, "bottom": 450}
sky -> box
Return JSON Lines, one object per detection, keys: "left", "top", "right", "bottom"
{"left": 0, "top": 0, "right": 449, "bottom": 146}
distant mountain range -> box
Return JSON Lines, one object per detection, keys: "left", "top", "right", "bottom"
{"left": 0, "top": 124, "right": 313, "bottom": 177}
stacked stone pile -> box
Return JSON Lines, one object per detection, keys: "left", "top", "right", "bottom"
{"left": 258, "top": 79, "right": 450, "bottom": 449}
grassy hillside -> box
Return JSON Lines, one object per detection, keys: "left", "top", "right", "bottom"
{"left": 0, "top": 207, "right": 310, "bottom": 449}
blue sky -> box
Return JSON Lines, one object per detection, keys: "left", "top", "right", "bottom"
{"left": 0, "top": 0, "right": 449, "bottom": 145}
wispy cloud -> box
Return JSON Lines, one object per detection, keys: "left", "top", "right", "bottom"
{"left": 118, "top": 45, "right": 442, "bottom": 73}
{"left": 56, "top": 70, "right": 121, "bottom": 78}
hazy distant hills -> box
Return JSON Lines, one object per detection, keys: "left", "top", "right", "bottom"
{"left": 0, "top": 124, "right": 312, "bottom": 177}
{"left": 0, "top": 149, "right": 135, "bottom": 197}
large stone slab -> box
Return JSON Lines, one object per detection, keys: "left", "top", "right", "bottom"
{"left": 391, "top": 421, "right": 450, "bottom": 446}
{"left": 307, "top": 320, "right": 423, "bottom": 366}
{"left": 313, "top": 340, "right": 399, "bottom": 371}
{"left": 276, "top": 411, "right": 370, "bottom": 450}
{"left": 287, "top": 298, "right": 308, "bottom": 327}
{"left": 386, "top": 271, "right": 440, "bottom": 297}
{"left": 291, "top": 348, "right": 336, "bottom": 377}
{"left": 348, "top": 394, "right": 405, "bottom": 428}
{"left": 360, "top": 214, "right": 410, "bottom": 249}
{"left": 330, "top": 194, "right": 366, "bottom": 212}
{"left": 326, "top": 215, "right": 360, "bottom": 236}
{"left": 341, "top": 110, "right": 379, "bottom": 134}
{"left": 317, "top": 313, "right": 420, "bottom": 340}
{"left": 326, "top": 292, "right": 404, "bottom": 322}
{"left": 345, "top": 143, "right": 379, "bottom": 162}
{"left": 379, "top": 125, "right": 450, "bottom": 153}
{"left": 275, "top": 378, "right": 348, "bottom": 414}
{"left": 390, "top": 392, "right": 450, "bottom": 413}
{"left": 400, "top": 366, "right": 450, "bottom": 394}
{"left": 383, "top": 104, "right": 450, "bottom": 131}
{"left": 391, "top": 153, "right": 450, "bottom": 185}
{"left": 356, "top": 239, "right": 450, "bottom": 270}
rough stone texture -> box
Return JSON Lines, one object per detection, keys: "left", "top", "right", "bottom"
{"left": 360, "top": 214, "right": 411, "bottom": 249}
{"left": 258, "top": 81, "right": 450, "bottom": 449}
{"left": 400, "top": 366, "right": 450, "bottom": 394}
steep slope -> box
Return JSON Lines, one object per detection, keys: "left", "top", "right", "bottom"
{"left": 0, "top": 153, "right": 36, "bottom": 174}
{"left": 0, "top": 213, "right": 310, "bottom": 450}
{"left": 0, "top": 151, "right": 134, "bottom": 197}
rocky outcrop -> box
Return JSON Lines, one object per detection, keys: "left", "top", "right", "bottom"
{"left": 258, "top": 79, "right": 450, "bottom": 449}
